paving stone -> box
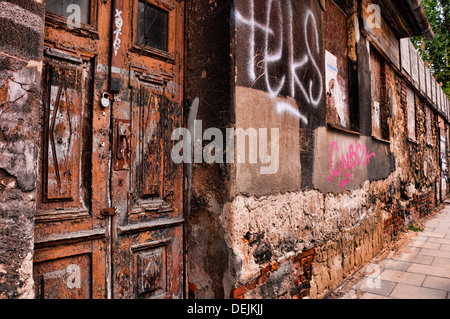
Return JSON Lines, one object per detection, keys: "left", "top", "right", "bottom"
{"left": 389, "top": 283, "right": 447, "bottom": 299}
{"left": 441, "top": 244, "right": 450, "bottom": 251}
{"left": 408, "top": 241, "right": 441, "bottom": 250}
{"left": 381, "top": 269, "right": 426, "bottom": 286}
{"left": 403, "top": 246, "right": 421, "bottom": 255}
{"left": 378, "top": 259, "right": 411, "bottom": 271}
{"left": 392, "top": 254, "right": 434, "bottom": 265}
{"left": 341, "top": 290, "right": 357, "bottom": 299}
{"left": 360, "top": 292, "right": 393, "bottom": 299}
{"left": 433, "top": 228, "right": 450, "bottom": 234}
{"left": 357, "top": 279, "right": 397, "bottom": 297}
{"left": 419, "top": 232, "right": 447, "bottom": 239}
{"left": 422, "top": 276, "right": 450, "bottom": 292}
{"left": 407, "top": 263, "right": 450, "bottom": 279}
{"left": 419, "top": 248, "right": 450, "bottom": 259}
{"left": 426, "top": 237, "right": 450, "bottom": 245}
{"left": 431, "top": 257, "right": 450, "bottom": 268}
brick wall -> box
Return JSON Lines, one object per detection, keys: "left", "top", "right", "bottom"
{"left": 225, "top": 249, "right": 315, "bottom": 300}
{"left": 384, "top": 190, "right": 436, "bottom": 242}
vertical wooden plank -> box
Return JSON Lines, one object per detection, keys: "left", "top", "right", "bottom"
{"left": 431, "top": 71, "right": 434, "bottom": 104}
{"left": 426, "top": 67, "right": 432, "bottom": 100}
{"left": 426, "top": 106, "right": 432, "bottom": 145}
{"left": 400, "top": 38, "right": 411, "bottom": 75}
{"left": 410, "top": 42, "right": 419, "bottom": 88}
{"left": 406, "top": 85, "right": 416, "bottom": 141}
{"left": 419, "top": 57, "right": 426, "bottom": 94}
{"left": 434, "top": 79, "right": 438, "bottom": 106}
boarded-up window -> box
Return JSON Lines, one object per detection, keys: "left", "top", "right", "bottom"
{"left": 419, "top": 57, "right": 426, "bottom": 94}
{"left": 426, "top": 106, "right": 432, "bottom": 146}
{"left": 324, "top": 0, "right": 350, "bottom": 130}
{"left": 410, "top": 43, "right": 419, "bottom": 87}
{"left": 406, "top": 86, "right": 416, "bottom": 141}
{"left": 400, "top": 38, "right": 410, "bottom": 75}
{"left": 370, "top": 48, "right": 383, "bottom": 139}
{"left": 426, "top": 68, "right": 432, "bottom": 99}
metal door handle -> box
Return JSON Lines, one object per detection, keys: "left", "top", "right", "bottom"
{"left": 117, "top": 122, "right": 129, "bottom": 160}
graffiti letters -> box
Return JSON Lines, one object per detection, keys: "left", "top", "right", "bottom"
{"left": 236, "top": 0, "right": 323, "bottom": 123}
{"left": 113, "top": 9, "right": 123, "bottom": 56}
{"left": 328, "top": 141, "right": 376, "bottom": 189}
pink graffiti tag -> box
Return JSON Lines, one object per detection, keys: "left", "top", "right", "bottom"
{"left": 328, "top": 141, "right": 376, "bottom": 189}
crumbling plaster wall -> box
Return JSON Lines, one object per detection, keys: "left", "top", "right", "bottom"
{"left": 221, "top": 46, "right": 440, "bottom": 299}
{"left": 187, "top": 0, "right": 439, "bottom": 300}
{"left": 185, "top": 0, "right": 234, "bottom": 299}
{"left": 0, "top": 0, "right": 45, "bottom": 299}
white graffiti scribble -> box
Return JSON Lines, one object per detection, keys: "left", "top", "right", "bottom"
{"left": 264, "top": 0, "right": 285, "bottom": 97}
{"left": 113, "top": 9, "right": 123, "bottom": 56}
{"left": 235, "top": 0, "right": 324, "bottom": 124}
{"left": 276, "top": 101, "right": 308, "bottom": 124}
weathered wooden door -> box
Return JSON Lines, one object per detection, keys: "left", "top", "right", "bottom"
{"left": 34, "top": 0, "right": 185, "bottom": 299}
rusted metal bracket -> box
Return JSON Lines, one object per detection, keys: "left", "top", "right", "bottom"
{"left": 100, "top": 208, "right": 116, "bottom": 216}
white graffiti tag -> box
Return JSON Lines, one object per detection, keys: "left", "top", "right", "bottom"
{"left": 113, "top": 9, "right": 123, "bottom": 56}
{"left": 236, "top": 0, "right": 324, "bottom": 124}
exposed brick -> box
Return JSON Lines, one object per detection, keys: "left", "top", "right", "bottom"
{"left": 270, "top": 261, "right": 279, "bottom": 272}
{"left": 302, "top": 248, "right": 315, "bottom": 258}
{"left": 245, "top": 278, "right": 258, "bottom": 291}
{"left": 261, "top": 264, "right": 271, "bottom": 276}
{"left": 257, "top": 273, "right": 269, "bottom": 286}
{"left": 230, "top": 286, "right": 246, "bottom": 299}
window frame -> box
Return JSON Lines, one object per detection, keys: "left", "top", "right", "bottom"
{"left": 323, "top": 0, "right": 360, "bottom": 134}
{"left": 45, "top": 0, "right": 98, "bottom": 38}
{"left": 130, "top": 0, "right": 176, "bottom": 63}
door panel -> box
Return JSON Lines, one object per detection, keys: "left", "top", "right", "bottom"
{"left": 40, "top": 53, "right": 90, "bottom": 210}
{"left": 35, "top": 0, "right": 109, "bottom": 299}
{"left": 35, "top": 47, "right": 107, "bottom": 298}
{"left": 34, "top": 253, "right": 91, "bottom": 299}
{"left": 35, "top": 0, "right": 185, "bottom": 299}
{"left": 111, "top": 0, "right": 185, "bottom": 299}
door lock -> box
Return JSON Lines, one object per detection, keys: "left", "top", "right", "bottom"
{"left": 101, "top": 92, "right": 111, "bottom": 108}
{"left": 117, "top": 122, "right": 129, "bottom": 160}
{"left": 100, "top": 207, "right": 116, "bottom": 216}
{"left": 114, "top": 120, "right": 131, "bottom": 171}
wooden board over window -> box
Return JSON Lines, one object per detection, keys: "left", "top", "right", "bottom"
{"left": 406, "top": 85, "right": 416, "bottom": 141}
{"left": 362, "top": 0, "right": 400, "bottom": 70}
{"left": 370, "top": 47, "right": 383, "bottom": 139}
{"left": 324, "top": 0, "right": 350, "bottom": 130}
{"left": 400, "top": 38, "right": 410, "bottom": 76}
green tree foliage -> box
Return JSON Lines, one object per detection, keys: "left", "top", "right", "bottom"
{"left": 412, "top": 0, "right": 450, "bottom": 98}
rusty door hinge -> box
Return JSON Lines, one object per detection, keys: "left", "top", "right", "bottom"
{"left": 100, "top": 208, "right": 116, "bottom": 216}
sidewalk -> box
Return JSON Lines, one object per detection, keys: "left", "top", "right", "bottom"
{"left": 330, "top": 205, "right": 450, "bottom": 299}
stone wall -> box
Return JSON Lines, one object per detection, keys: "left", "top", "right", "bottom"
{"left": 0, "top": 0, "right": 45, "bottom": 299}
